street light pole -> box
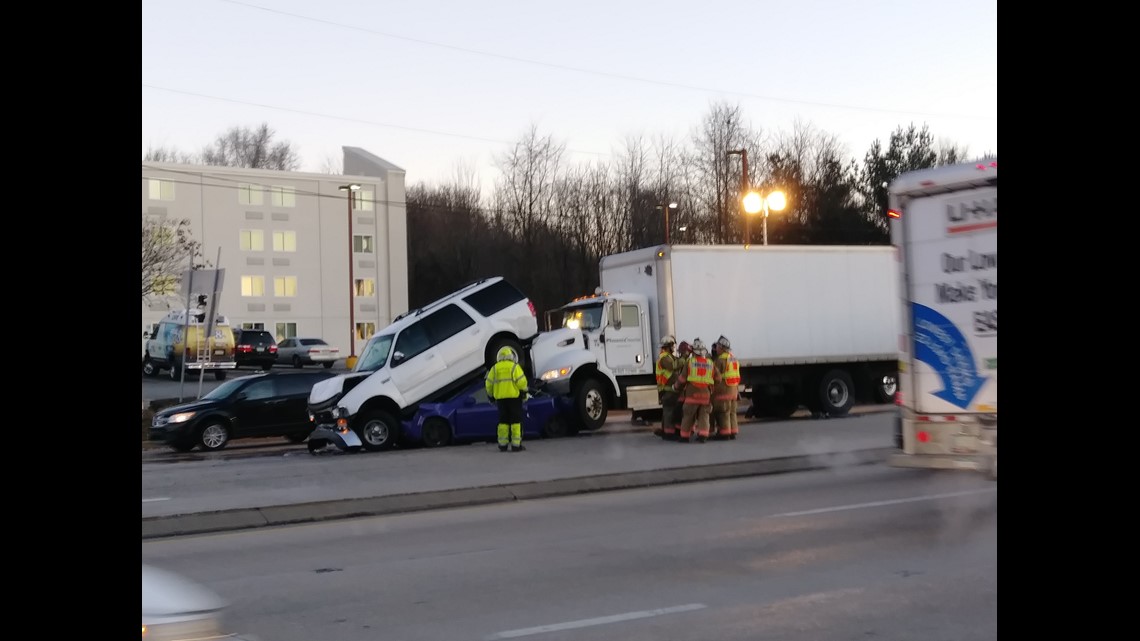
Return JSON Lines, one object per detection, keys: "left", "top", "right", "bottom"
{"left": 726, "top": 149, "right": 751, "bottom": 245}
{"left": 339, "top": 183, "right": 361, "bottom": 367}
{"left": 656, "top": 201, "right": 678, "bottom": 244}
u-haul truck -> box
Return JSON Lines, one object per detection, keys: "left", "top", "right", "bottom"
{"left": 887, "top": 159, "right": 997, "bottom": 479}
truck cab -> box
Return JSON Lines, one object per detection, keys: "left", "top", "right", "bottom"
{"left": 535, "top": 290, "right": 658, "bottom": 430}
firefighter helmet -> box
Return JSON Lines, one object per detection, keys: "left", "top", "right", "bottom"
{"left": 660, "top": 334, "right": 676, "bottom": 348}
{"left": 691, "top": 338, "right": 707, "bottom": 355}
{"left": 717, "top": 335, "right": 731, "bottom": 350}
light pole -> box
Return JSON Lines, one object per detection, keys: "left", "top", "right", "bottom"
{"left": 726, "top": 149, "right": 751, "bottom": 244}
{"left": 656, "top": 201, "right": 678, "bottom": 244}
{"left": 339, "top": 183, "right": 361, "bottom": 368}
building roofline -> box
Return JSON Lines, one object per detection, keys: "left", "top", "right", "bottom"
{"left": 141, "top": 161, "right": 381, "bottom": 183}
{"left": 342, "top": 146, "right": 406, "bottom": 174}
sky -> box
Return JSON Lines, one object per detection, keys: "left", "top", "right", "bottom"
{"left": 141, "top": 0, "right": 997, "bottom": 189}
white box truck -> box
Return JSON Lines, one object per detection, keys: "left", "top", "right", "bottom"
{"left": 886, "top": 159, "right": 998, "bottom": 479}
{"left": 533, "top": 244, "right": 900, "bottom": 431}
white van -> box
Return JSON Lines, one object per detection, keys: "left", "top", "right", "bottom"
{"left": 308, "top": 277, "right": 539, "bottom": 450}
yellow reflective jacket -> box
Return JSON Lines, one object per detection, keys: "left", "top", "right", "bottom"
{"left": 485, "top": 360, "right": 528, "bottom": 400}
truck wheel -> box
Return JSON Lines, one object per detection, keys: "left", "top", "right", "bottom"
{"left": 214, "top": 370, "right": 227, "bottom": 381}
{"left": 356, "top": 410, "right": 399, "bottom": 452}
{"left": 816, "top": 369, "right": 855, "bottom": 416}
{"left": 874, "top": 371, "right": 898, "bottom": 404}
{"left": 573, "top": 378, "right": 607, "bottom": 431}
{"left": 142, "top": 358, "right": 158, "bottom": 377}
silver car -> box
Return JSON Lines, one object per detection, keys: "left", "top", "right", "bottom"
{"left": 276, "top": 337, "right": 341, "bottom": 368}
{"left": 142, "top": 563, "right": 257, "bottom": 640}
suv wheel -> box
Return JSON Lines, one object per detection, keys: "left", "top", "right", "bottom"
{"left": 486, "top": 337, "right": 523, "bottom": 370}
{"left": 356, "top": 411, "right": 399, "bottom": 452}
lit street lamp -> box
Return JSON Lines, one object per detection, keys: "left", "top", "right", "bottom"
{"left": 743, "top": 189, "right": 787, "bottom": 246}
{"left": 338, "top": 183, "right": 361, "bottom": 368}
{"left": 656, "top": 201, "right": 678, "bottom": 244}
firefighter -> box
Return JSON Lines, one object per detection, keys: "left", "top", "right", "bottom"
{"left": 654, "top": 335, "right": 680, "bottom": 440}
{"left": 672, "top": 340, "right": 693, "bottom": 439}
{"left": 485, "top": 346, "right": 529, "bottom": 452}
{"left": 712, "top": 335, "right": 742, "bottom": 440}
{"left": 674, "top": 338, "right": 718, "bottom": 443}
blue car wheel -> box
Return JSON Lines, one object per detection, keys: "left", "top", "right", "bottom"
{"left": 421, "top": 417, "right": 453, "bottom": 448}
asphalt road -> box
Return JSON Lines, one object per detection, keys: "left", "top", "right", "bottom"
{"left": 141, "top": 464, "right": 997, "bottom": 641}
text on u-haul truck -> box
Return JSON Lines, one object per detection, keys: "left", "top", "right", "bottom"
{"left": 887, "top": 159, "right": 997, "bottom": 479}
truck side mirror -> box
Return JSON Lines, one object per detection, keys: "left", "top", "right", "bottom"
{"left": 609, "top": 300, "right": 622, "bottom": 330}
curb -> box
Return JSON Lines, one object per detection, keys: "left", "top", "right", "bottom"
{"left": 142, "top": 447, "right": 894, "bottom": 540}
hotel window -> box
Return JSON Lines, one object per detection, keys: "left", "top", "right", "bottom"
{"left": 274, "top": 276, "right": 297, "bottom": 297}
{"left": 240, "top": 229, "right": 264, "bottom": 251}
{"left": 353, "top": 235, "right": 374, "bottom": 253}
{"left": 275, "top": 322, "right": 297, "bottom": 342}
{"left": 148, "top": 179, "right": 175, "bottom": 201}
{"left": 238, "top": 183, "right": 264, "bottom": 205}
{"left": 271, "top": 186, "right": 296, "bottom": 207}
{"left": 352, "top": 189, "right": 374, "bottom": 211}
{"left": 273, "top": 230, "right": 296, "bottom": 252}
{"left": 355, "top": 278, "right": 375, "bottom": 297}
{"left": 151, "top": 275, "right": 177, "bottom": 295}
{"left": 356, "top": 322, "right": 376, "bottom": 341}
{"left": 241, "top": 275, "right": 265, "bottom": 297}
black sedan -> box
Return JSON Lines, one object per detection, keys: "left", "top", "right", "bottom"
{"left": 149, "top": 371, "right": 334, "bottom": 452}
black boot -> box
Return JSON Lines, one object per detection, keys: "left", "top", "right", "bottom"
{"left": 499, "top": 445, "right": 509, "bottom": 452}
{"left": 511, "top": 445, "right": 526, "bottom": 452}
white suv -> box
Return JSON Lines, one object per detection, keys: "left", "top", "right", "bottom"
{"left": 308, "top": 277, "right": 538, "bottom": 450}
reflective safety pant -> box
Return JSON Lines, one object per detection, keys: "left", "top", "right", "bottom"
{"left": 660, "top": 391, "right": 679, "bottom": 436}
{"left": 680, "top": 401, "right": 711, "bottom": 439}
{"left": 496, "top": 397, "right": 524, "bottom": 447}
{"left": 714, "top": 398, "right": 739, "bottom": 436}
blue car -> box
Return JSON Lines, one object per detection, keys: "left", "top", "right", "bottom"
{"left": 405, "top": 380, "right": 577, "bottom": 448}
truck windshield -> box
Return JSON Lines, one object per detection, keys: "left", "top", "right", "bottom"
{"left": 354, "top": 334, "right": 394, "bottom": 372}
{"left": 561, "top": 303, "right": 604, "bottom": 331}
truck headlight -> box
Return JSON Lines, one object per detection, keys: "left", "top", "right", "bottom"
{"left": 168, "top": 412, "right": 196, "bottom": 423}
{"left": 541, "top": 366, "right": 573, "bottom": 381}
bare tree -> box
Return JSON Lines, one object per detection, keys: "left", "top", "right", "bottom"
{"left": 144, "top": 144, "right": 197, "bottom": 164}
{"left": 141, "top": 217, "right": 210, "bottom": 300}
{"left": 201, "top": 123, "right": 301, "bottom": 171}
{"left": 318, "top": 153, "right": 343, "bottom": 175}
{"left": 690, "top": 101, "right": 764, "bottom": 244}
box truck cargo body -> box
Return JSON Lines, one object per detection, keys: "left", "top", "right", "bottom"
{"left": 886, "top": 159, "right": 997, "bottom": 479}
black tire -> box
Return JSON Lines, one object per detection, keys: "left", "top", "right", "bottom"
{"left": 421, "top": 417, "right": 453, "bottom": 448}
{"left": 542, "top": 414, "right": 571, "bottom": 439}
{"left": 285, "top": 432, "right": 309, "bottom": 444}
{"left": 292, "top": 355, "right": 303, "bottom": 369}
{"left": 214, "top": 370, "right": 227, "bottom": 380}
{"left": 816, "top": 369, "right": 855, "bottom": 416}
{"left": 874, "top": 370, "right": 898, "bottom": 404}
{"left": 573, "top": 377, "right": 608, "bottom": 431}
{"left": 355, "top": 410, "right": 399, "bottom": 452}
{"left": 198, "top": 420, "right": 230, "bottom": 451}
{"left": 142, "top": 358, "right": 158, "bottom": 378}
{"left": 323, "top": 361, "right": 335, "bottom": 369}
{"left": 486, "top": 336, "right": 523, "bottom": 370}
{"left": 307, "top": 438, "right": 328, "bottom": 454}
{"left": 261, "top": 363, "right": 273, "bottom": 372}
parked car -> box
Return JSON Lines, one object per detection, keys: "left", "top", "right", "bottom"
{"left": 277, "top": 337, "right": 340, "bottom": 368}
{"left": 142, "top": 563, "right": 257, "bottom": 641}
{"left": 149, "top": 371, "right": 335, "bottom": 452}
{"left": 233, "top": 328, "right": 278, "bottom": 370}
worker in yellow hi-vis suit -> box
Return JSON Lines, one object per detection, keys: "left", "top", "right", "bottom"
{"left": 485, "top": 346, "right": 530, "bottom": 452}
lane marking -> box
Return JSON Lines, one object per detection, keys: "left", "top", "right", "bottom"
{"left": 142, "top": 497, "right": 171, "bottom": 503}
{"left": 487, "top": 603, "right": 706, "bottom": 639}
{"left": 772, "top": 488, "right": 996, "bottom": 517}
